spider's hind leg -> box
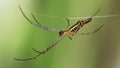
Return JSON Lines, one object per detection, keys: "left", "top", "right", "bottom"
{"left": 81, "top": 24, "right": 104, "bottom": 35}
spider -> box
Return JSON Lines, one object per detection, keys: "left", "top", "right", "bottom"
{"left": 14, "top": 5, "right": 104, "bottom": 61}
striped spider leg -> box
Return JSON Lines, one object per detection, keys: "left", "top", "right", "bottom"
{"left": 14, "top": 37, "right": 64, "bottom": 61}
{"left": 18, "top": 5, "right": 69, "bottom": 32}
{"left": 80, "top": 24, "right": 104, "bottom": 35}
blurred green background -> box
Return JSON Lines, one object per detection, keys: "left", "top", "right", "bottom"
{"left": 0, "top": 0, "right": 120, "bottom": 68}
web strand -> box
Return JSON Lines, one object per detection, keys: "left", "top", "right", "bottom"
{"left": 21, "top": 6, "right": 120, "bottom": 20}
{"left": 67, "top": 15, "right": 120, "bottom": 20}
{"left": 34, "top": 13, "right": 120, "bottom": 20}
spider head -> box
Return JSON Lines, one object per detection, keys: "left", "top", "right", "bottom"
{"left": 59, "top": 31, "right": 64, "bottom": 37}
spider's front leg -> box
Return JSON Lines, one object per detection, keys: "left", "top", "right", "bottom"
{"left": 32, "top": 48, "right": 45, "bottom": 54}
{"left": 18, "top": 5, "right": 60, "bottom": 32}
{"left": 32, "top": 37, "right": 65, "bottom": 54}
{"left": 14, "top": 37, "right": 64, "bottom": 61}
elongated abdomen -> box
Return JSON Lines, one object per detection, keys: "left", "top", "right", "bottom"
{"left": 82, "top": 18, "right": 92, "bottom": 24}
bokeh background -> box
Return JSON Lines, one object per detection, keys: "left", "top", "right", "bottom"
{"left": 0, "top": 0, "right": 120, "bottom": 68}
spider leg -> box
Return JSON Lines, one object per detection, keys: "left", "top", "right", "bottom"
{"left": 14, "top": 37, "right": 64, "bottom": 61}
{"left": 68, "top": 36, "right": 72, "bottom": 40}
{"left": 18, "top": 5, "right": 60, "bottom": 32}
{"left": 66, "top": 18, "right": 70, "bottom": 28}
{"left": 31, "top": 13, "right": 53, "bottom": 31}
{"left": 81, "top": 24, "right": 104, "bottom": 35}
{"left": 32, "top": 48, "right": 44, "bottom": 54}
{"left": 31, "top": 13, "right": 40, "bottom": 24}
{"left": 18, "top": 5, "right": 33, "bottom": 24}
